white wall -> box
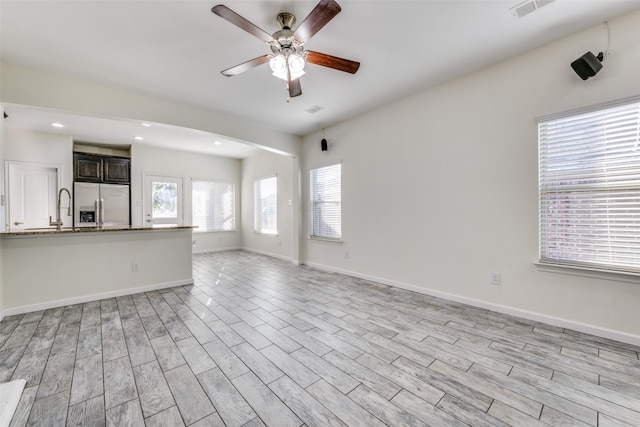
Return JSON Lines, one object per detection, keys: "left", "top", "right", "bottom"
{"left": 0, "top": 106, "right": 5, "bottom": 319}
{"left": 301, "top": 10, "right": 640, "bottom": 344}
{"left": 241, "top": 150, "right": 297, "bottom": 261}
{"left": 3, "top": 127, "right": 74, "bottom": 228}
{"left": 131, "top": 144, "right": 242, "bottom": 252}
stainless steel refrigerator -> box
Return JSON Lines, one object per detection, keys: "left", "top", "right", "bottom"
{"left": 74, "top": 182, "right": 130, "bottom": 228}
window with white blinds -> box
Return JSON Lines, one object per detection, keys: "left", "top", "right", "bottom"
{"left": 192, "top": 180, "right": 235, "bottom": 232}
{"left": 310, "top": 163, "right": 341, "bottom": 239}
{"left": 254, "top": 176, "right": 277, "bottom": 234}
{"left": 538, "top": 98, "right": 640, "bottom": 274}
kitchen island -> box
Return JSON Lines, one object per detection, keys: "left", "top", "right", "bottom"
{"left": 0, "top": 226, "right": 194, "bottom": 317}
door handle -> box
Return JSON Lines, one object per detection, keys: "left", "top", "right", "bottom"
{"left": 100, "top": 198, "right": 105, "bottom": 226}
{"left": 14, "top": 221, "right": 23, "bottom": 226}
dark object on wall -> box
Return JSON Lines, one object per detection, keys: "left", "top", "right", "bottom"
{"left": 3, "top": 111, "right": 7, "bottom": 119}
{"left": 571, "top": 51, "right": 604, "bottom": 80}
{"left": 73, "top": 152, "right": 130, "bottom": 184}
{"left": 321, "top": 138, "right": 328, "bottom": 151}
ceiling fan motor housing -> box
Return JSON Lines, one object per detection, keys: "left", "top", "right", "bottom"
{"left": 276, "top": 12, "right": 296, "bottom": 29}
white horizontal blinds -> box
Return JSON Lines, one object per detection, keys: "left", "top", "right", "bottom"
{"left": 254, "top": 176, "right": 277, "bottom": 234}
{"left": 192, "top": 180, "right": 235, "bottom": 231}
{"left": 310, "top": 163, "right": 341, "bottom": 239}
{"left": 539, "top": 100, "right": 640, "bottom": 273}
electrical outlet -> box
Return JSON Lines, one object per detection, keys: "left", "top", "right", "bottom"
{"left": 490, "top": 272, "right": 501, "bottom": 286}
{"left": 344, "top": 251, "right": 350, "bottom": 259}
{"left": 132, "top": 262, "right": 141, "bottom": 272}
{"left": 192, "top": 240, "right": 197, "bottom": 247}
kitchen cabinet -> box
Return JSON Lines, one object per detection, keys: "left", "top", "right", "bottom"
{"left": 74, "top": 153, "right": 130, "bottom": 184}
{"left": 103, "top": 157, "right": 130, "bottom": 183}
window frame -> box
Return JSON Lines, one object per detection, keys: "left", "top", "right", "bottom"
{"left": 309, "top": 163, "right": 342, "bottom": 241}
{"left": 191, "top": 178, "right": 236, "bottom": 233}
{"left": 253, "top": 175, "right": 278, "bottom": 235}
{"left": 538, "top": 96, "right": 640, "bottom": 276}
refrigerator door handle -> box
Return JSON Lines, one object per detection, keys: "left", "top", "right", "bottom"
{"left": 95, "top": 199, "right": 100, "bottom": 226}
{"left": 100, "top": 198, "right": 105, "bottom": 227}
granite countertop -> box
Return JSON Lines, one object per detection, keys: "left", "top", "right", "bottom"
{"left": 1, "top": 225, "right": 196, "bottom": 237}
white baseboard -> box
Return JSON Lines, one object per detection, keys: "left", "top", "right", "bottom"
{"left": 241, "top": 247, "right": 293, "bottom": 263}
{"left": 192, "top": 246, "right": 241, "bottom": 254}
{"left": 195, "top": 247, "right": 301, "bottom": 265}
{"left": 303, "top": 261, "right": 640, "bottom": 348}
{"left": 1, "top": 278, "right": 194, "bottom": 317}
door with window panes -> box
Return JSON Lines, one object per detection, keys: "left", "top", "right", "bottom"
{"left": 144, "top": 175, "right": 183, "bottom": 227}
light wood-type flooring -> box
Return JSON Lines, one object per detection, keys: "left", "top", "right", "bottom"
{"left": 1, "top": 250, "right": 640, "bottom": 426}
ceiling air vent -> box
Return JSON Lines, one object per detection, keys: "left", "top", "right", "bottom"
{"left": 535, "top": 0, "right": 555, "bottom": 8}
{"left": 510, "top": 0, "right": 554, "bottom": 18}
{"left": 305, "top": 105, "right": 325, "bottom": 114}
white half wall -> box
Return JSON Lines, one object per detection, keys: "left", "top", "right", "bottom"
{"left": 301, "top": 10, "right": 640, "bottom": 344}
{"left": 1, "top": 228, "right": 193, "bottom": 314}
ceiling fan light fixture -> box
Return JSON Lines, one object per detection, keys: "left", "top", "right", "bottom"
{"left": 269, "top": 52, "right": 306, "bottom": 81}
{"left": 288, "top": 54, "right": 305, "bottom": 74}
{"left": 269, "top": 54, "right": 287, "bottom": 80}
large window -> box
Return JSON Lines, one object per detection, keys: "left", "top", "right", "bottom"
{"left": 538, "top": 98, "right": 640, "bottom": 274}
{"left": 254, "top": 176, "right": 277, "bottom": 234}
{"left": 192, "top": 180, "right": 235, "bottom": 232}
{"left": 310, "top": 163, "right": 341, "bottom": 239}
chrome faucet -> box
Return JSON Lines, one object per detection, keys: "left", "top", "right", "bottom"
{"left": 50, "top": 187, "right": 72, "bottom": 230}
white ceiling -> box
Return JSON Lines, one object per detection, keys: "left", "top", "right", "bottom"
{"left": 2, "top": 103, "right": 262, "bottom": 159}
{"left": 2, "top": 0, "right": 640, "bottom": 158}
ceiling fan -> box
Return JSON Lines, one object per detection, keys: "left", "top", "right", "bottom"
{"left": 211, "top": 0, "right": 360, "bottom": 98}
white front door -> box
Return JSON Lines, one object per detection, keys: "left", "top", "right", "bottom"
{"left": 143, "top": 174, "right": 183, "bottom": 227}
{"left": 7, "top": 162, "right": 59, "bottom": 231}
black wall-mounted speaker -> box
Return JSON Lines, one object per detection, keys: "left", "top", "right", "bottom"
{"left": 321, "top": 138, "right": 328, "bottom": 151}
{"left": 571, "top": 51, "right": 604, "bottom": 80}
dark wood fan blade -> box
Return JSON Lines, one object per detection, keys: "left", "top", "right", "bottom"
{"left": 221, "top": 55, "right": 271, "bottom": 77}
{"left": 293, "top": 0, "right": 341, "bottom": 43}
{"left": 212, "top": 5, "right": 272, "bottom": 43}
{"left": 288, "top": 78, "right": 302, "bottom": 97}
{"left": 306, "top": 51, "right": 360, "bottom": 74}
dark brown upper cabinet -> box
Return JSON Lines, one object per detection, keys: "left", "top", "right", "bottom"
{"left": 74, "top": 153, "right": 130, "bottom": 184}
{"left": 103, "top": 157, "right": 130, "bottom": 183}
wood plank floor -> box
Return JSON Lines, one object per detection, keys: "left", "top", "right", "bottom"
{"left": 2, "top": 250, "right": 640, "bottom": 426}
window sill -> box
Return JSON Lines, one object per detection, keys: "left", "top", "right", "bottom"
{"left": 193, "top": 229, "right": 237, "bottom": 234}
{"left": 309, "top": 236, "right": 343, "bottom": 244}
{"left": 535, "top": 261, "right": 640, "bottom": 284}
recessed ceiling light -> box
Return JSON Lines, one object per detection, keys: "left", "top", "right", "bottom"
{"left": 214, "top": 141, "right": 222, "bottom": 145}
{"left": 51, "top": 122, "right": 65, "bottom": 128}
{"left": 134, "top": 136, "right": 144, "bottom": 141}
{"left": 141, "top": 123, "right": 152, "bottom": 127}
